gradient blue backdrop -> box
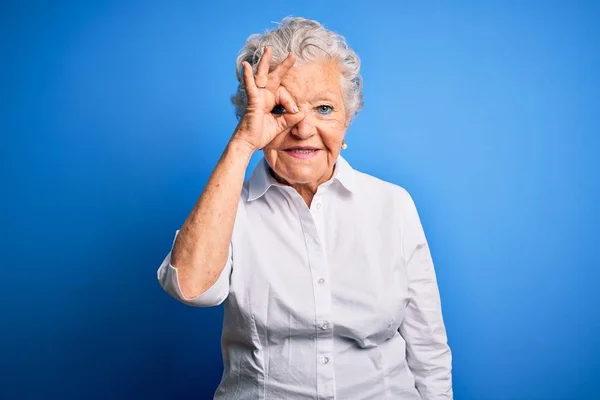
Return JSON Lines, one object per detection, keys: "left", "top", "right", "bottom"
{"left": 2, "top": 1, "right": 599, "bottom": 399}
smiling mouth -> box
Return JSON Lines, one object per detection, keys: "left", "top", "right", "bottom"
{"left": 283, "top": 147, "right": 320, "bottom": 159}
{"left": 284, "top": 146, "right": 320, "bottom": 152}
{"left": 285, "top": 149, "right": 318, "bottom": 154}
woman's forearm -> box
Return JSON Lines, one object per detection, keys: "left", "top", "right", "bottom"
{"left": 170, "top": 138, "right": 254, "bottom": 299}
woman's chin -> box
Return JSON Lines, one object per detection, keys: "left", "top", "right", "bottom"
{"left": 279, "top": 165, "right": 332, "bottom": 187}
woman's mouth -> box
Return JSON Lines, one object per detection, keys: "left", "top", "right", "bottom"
{"left": 284, "top": 147, "right": 320, "bottom": 159}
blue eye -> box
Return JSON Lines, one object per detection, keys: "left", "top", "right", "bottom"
{"left": 271, "top": 105, "right": 286, "bottom": 115}
{"left": 316, "top": 105, "right": 333, "bottom": 115}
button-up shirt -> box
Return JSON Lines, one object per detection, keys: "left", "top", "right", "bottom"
{"left": 157, "top": 156, "right": 453, "bottom": 399}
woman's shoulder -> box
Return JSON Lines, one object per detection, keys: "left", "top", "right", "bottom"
{"left": 352, "top": 169, "right": 414, "bottom": 204}
{"left": 350, "top": 168, "right": 421, "bottom": 225}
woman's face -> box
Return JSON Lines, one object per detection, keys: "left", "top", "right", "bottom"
{"left": 263, "top": 58, "right": 349, "bottom": 190}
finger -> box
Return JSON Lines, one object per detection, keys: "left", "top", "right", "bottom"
{"left": 255, "top": 46, "right": 272, "bottom": 88}
{"left": 242, "top": 61, "right": 258, "bottom": 97}
{"left": 268, "top": 52, "right": 296, "bottom": 89}
{"left": 274, "top": 89, "right": 305, "bottom": 131}
{"left": 277, "top": 109, "right": 306, "bottom": 133}
{"left": 276, "top": 86, "right": 299, "bottom": 114}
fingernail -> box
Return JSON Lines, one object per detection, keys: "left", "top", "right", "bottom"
{"left": 293, "top": 105, "right": 299, "bottom": 113}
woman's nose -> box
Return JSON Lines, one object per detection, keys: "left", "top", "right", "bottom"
{"left": 290, "top": 116, "right": 315, "bottom": 139}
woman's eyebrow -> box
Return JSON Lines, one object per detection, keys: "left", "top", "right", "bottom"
{"left": 308, "top": 90, "right": 339, "bottom": 102}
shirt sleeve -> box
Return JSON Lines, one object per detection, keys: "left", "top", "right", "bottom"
{"left": 398, "top": 191, "right": 453, "bottom": 399}
{"left": 157, "top": 229, "right": 232, "bottom": 307}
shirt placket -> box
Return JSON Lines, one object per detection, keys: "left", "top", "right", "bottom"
{"left": 298, "top": 191, "right": 335, "bottom": 400}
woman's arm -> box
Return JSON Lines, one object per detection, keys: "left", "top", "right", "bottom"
{"left": 158, "top": 47, "right": 303, "bottom": 305}
{"left": 168, "top": 139, "right": 254, "bottom": 300}
{"left": 398, "top": 190, "right": 453, "bottom": 399}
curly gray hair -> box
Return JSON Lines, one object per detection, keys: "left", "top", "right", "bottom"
{"left": 231, "top": 16, "right": 363, "bottom": 120}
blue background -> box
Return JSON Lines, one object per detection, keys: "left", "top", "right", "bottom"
{"left": 2, "top": 1, "right": 599, "bottom": 399}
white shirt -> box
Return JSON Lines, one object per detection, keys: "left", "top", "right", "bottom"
{"left": 157, "top": 156, "right": 453, "bottom": 399}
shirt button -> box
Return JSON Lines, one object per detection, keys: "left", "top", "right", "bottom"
{"left": 321, "top": 356, "right": 330, "bottom": 364}
{"left": 316, "top": 203, "right": 321, "bottom": 209}
{"left": 321, "top": 322, "right": 329, "bottom": 330}
{"left": 318, "top": 278, "right": 325, "bottom": 284}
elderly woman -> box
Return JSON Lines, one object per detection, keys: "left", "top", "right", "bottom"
{"left": 158, "top": 17, "right": 452, "bottom": 400}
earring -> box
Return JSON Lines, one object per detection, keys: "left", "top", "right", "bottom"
{"left": 341, "top": 141, "right": 348, "bottom": 150}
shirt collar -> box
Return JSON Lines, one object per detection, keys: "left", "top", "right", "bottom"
{"left": 247, "top": 155, "right": 357, "bottom": 202}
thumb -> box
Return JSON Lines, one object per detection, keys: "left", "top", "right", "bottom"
{"left": 277, "top": 109, "right": 305, "bottom": 132}
{"left": 274, "top": 86, "right": 304, "bottom": 130}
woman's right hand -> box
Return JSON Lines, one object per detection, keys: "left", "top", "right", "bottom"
{"left": 231, "top": 46, "right": 305, "bottom": 153}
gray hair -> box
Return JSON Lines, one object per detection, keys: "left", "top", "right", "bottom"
{"left": 231, "top": 16, "right": 363, "bottom": 120}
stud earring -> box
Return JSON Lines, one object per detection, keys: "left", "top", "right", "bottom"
{"left": 341, "top": 141, "right": 348, "bottom": 150}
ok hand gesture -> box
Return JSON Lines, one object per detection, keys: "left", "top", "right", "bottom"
{"left": 232, "top": 47, "right": 305, "bottom": 152}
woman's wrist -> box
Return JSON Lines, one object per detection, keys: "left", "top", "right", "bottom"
{"left": 226, "top": 137, "right": 256, "bottom": 164}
